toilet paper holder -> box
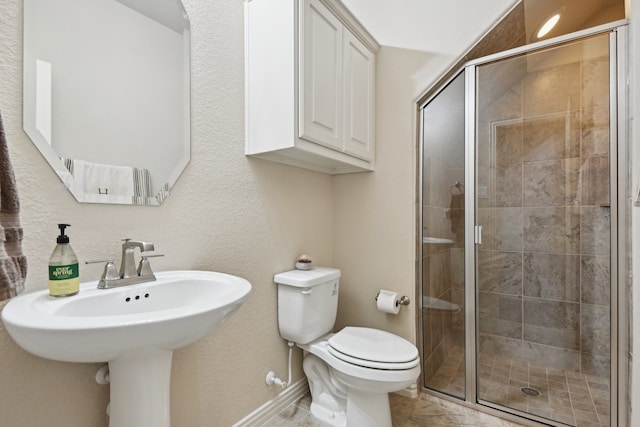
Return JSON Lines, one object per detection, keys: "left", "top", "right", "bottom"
{"left": 375, "top": 292, "right": 410, "bottom": 307}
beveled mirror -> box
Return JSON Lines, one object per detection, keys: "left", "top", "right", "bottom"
{"left": 23, "top": 0, "right": 190, "bottom": 205}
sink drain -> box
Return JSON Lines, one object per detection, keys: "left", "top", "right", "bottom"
{"left": 521, "top": 387, "right": 540, "bottom": 396}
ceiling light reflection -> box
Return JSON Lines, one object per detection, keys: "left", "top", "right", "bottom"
{"left": 537, "top": 13, "right": 560, "bottom": 39}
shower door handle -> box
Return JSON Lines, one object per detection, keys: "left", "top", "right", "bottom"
{"left": 474, "top": 225, "right": 482, "bottom": 245}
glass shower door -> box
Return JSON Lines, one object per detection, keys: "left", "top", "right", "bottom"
{"left": 474, "top": 34, "right": 611, "bottom": 426}
{"left": 421, "top": 72, "right": 466, "bottom": 399}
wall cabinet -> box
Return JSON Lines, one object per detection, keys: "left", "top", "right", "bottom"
{"left": 245, "top": 0, "right": 378, "bottom": 174}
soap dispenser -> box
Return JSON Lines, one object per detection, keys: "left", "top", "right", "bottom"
{"left": 48, "top": 223, "right": 79, "bottom": 297}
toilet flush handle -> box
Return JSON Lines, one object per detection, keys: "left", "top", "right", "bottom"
{"left": 301, "top": 289, "right": 313, "bottom": 295}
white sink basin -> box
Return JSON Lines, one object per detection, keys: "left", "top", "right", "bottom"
{"left": 2, "top": 270, "right": 251, "bottom": 362}
{"left": 1, "top": 270, "right": 251, "bottom": 427}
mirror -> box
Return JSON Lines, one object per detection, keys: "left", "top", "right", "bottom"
{"left": 23, "top": 0, "right": 190, "bottom": 205}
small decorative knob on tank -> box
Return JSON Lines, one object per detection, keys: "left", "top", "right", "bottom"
{"left": 295, "top": 254, "right": 313, "bottom": 270}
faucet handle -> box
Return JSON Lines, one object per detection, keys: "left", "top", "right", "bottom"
{"left": 86, "top": 259, "right": 120, "bottom": 286}
{"left": 138, "top": 254, "right": 164, "bottom": 277}
{"left": 85, "top": 259, "right": 114, "bottom": 264}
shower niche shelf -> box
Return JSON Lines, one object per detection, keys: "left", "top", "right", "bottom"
{"left": 422, "top": 237, "right": 455, "bottom": 245}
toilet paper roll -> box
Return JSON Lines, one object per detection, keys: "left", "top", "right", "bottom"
{"left": 377, "top": 290, "right": 400, "bottom": 314}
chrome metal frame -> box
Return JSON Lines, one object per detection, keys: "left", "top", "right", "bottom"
{"left": 414, "top": 100, "right": 424, "bottom": 389}
{"left": 463, "top": 66, "right": 477, "bottom": 404}
{"left": 417, "top": 22, "right": 630, "bottom": 427}
{"left": 612, "top": 24, "right": 629, "bottom": 427}
{"left": 415, "top": 100, "right": 424, "bottom": 384}
{"left": 609, "top": 28, "right": 620, "bottom": 427}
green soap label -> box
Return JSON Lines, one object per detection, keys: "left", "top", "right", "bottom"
{"left": 49, "top": 264, "right": 79, "bottom": 281}
{"left": 49, "top": 263, "right": 79, "bottom": 296}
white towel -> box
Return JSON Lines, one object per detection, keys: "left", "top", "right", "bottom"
{"left": 61, "top": 158, "right": 153, "bottom": 204}
{"left": 71, "top": 159, "right": 136, "bottom": 197}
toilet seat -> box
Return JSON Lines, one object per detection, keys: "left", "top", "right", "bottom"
{"left": 299, "top": 333, "right": 420, "bottom": 383}
{"left": 327, "top": 327, "right": 419, "bottom": 370}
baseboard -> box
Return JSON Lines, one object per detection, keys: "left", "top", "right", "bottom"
{"left": 393, "top": 382, "right": 419, "bottom": 399}
{"left": 232, "top": 379, "right": 309, "bottom": 427}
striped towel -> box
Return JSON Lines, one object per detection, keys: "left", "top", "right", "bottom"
{"left": 0, "top": 111, "right": 27, "bottom": 300}
{"left": 132, "top": 168, "right": 152, "bottom": 205}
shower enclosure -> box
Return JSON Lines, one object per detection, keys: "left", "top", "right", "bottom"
{"left": 419, "top": 24, "right": 627, "bottom": 427}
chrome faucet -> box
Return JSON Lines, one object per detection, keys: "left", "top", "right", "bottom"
{"left": 120, "top": 239, "right": 155, "bottom": 278}
{"left": 87, "top": 239, "right": 163, "bottom": 289}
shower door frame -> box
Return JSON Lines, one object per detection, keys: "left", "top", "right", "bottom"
{"left": 417, "top": 21, "right": 629, "bottom": 427}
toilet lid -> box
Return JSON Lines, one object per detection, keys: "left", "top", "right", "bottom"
{"left": 328, "top": 327, "right": 419, "bottom": 370}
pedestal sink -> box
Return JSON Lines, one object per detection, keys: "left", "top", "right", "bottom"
{"left": 1, "top": 270, "right": 252, "bottom": 427}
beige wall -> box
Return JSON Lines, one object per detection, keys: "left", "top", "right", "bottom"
{"left": 0, "top": 0, "right": 334, "bottom": 425}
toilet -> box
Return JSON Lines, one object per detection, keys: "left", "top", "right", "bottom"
{"left": 274, "top": 267, "right": 420, "bottom": 427}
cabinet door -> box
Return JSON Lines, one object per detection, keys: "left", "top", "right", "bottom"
{"left": 343, "top": 30, "right": 375, "bottom": 161}
{"left": 299, "top": 0, "right": 343, "bottom": 150}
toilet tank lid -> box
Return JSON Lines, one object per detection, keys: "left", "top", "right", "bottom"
{"left": 274, "top": 267, "right": 340, "bottom": 288}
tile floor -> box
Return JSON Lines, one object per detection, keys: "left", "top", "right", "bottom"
{"left": 426, "top": 346, "right": 610, "bottom": 427}
{"left": 264, "top": 392, "right": 525, "bottom": 426}
{"left": 264, "top": 349, "right": 609, "bottom": 426}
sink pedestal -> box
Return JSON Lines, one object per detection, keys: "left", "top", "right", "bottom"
{"left": 108, "top": 350, "right": 173, "bottom": 427}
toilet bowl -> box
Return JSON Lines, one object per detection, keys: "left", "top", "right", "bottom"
{"left": 274, "top": 268, "right": 421, "bottom": 427}
{"left": 298, "top": 327, "right": 420, "bottom": 427}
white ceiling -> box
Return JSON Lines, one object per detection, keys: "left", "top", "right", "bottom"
{"left": 340, "top": 0, "right": 625, "bottom": 54}
{"left": 340, "top": 0, "right": 520, "bottom": 54}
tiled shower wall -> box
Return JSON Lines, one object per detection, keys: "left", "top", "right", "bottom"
{"left": 476, "top": 36, "right": 611, "bottom": 378}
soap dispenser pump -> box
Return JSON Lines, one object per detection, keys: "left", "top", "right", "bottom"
{"left": 48, "top": 223, "right": 79, "bottom": 297}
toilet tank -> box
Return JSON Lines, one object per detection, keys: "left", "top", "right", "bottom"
{"left": 274, "top": 267, "right": 341, "bottom": 344}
